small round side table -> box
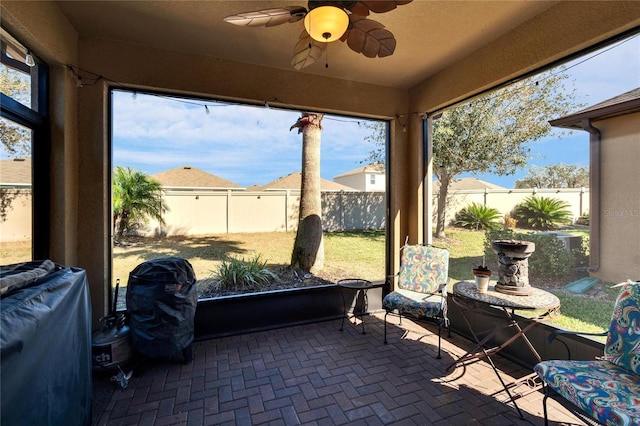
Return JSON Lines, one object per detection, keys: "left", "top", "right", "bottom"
{"left": 337, "top": 278, "right": 385, "bottom": 334}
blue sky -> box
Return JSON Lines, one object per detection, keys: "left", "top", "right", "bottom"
{"left": 464, "top": 35, "right": 640, "bottom": 187}
{"left": 112, "top": 95, "right": 376, "bottom": 187}
{"left": 112, "top": 34, "right": 639, "bottom": 189}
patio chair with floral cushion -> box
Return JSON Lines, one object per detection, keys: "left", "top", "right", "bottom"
{"left": 382, "top": 244, "right": 450, "bottom": 359}
{"left": 534, "top": 280, "right": 640, "bottom": 426}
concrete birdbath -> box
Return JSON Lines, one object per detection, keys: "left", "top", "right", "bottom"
{"left": 491, "top": 240, "right": 536, "bottom": 296}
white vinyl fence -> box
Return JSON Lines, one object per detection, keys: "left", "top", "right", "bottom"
{"left": 0, "top": 189, "right": 32, "bottom": 242}
{"left": 0, "top": 187, "right": 590, "bottom": 242}
{"left": 438, "top": 187, "right": 590, "bottom": 225}
{"left": 144, "top": 187, "right": 588, "bottom": 237}
{"left": 142, "top": 190, "right": 387, "bottom": 237}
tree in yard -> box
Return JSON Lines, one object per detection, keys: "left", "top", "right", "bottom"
{"left": 361, "top": 120, "right": 386, "bottom": 164}
{"left": 432, "top": 71, "right": 580, "bottom": 237}
{"left": 289, "top": 112, "right": 325, "bottom": 273}
{"left": 1, "top": 65, "right": 31, "bottom": 157}
{"left": 112, "top": 166, "right": 168, "bottom": 241}
{"left": 514, "top": 163, "right": 589, "bottom": 188}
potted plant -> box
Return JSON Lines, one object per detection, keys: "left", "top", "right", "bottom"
{"left": 472, "top": 257, "right": 492, "bottom": 293}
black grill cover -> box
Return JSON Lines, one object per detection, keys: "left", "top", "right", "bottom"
{"left": 126, "top": 257, "right": 197, "bottom": 359}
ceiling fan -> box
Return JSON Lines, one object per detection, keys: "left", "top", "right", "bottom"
{"left": 223, "top": 1, "right": 412, "bottom": 70}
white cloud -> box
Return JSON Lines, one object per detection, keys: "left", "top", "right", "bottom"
{"left": 112, "top": 92, "right": 381, "bottom": 186}
{"left": 565, "top": 35, "right": 640, "bottom": 105}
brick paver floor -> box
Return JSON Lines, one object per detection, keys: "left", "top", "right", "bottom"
{"left": 93, "top": 313, "right": 584, "bottom": 425}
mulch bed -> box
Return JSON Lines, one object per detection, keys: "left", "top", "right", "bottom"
{"left": 197, "top": 267, "right": 336, "bottom": 299}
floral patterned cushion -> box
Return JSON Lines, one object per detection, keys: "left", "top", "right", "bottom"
{"left": 604, "top": 281, "right": 640, "bottom": 375}
{"left": 396, "top": 245, "right": 449, "bottom": 294}
{"left": 383, "top": 288, "right": 445, "bottom": 318}
{"left": 383, "top": 245, "right": 449, "bottom": 321}
{"left": 534, "top": 360, "right": 640, "bottom": 426}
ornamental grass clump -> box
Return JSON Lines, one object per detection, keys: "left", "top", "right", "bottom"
{"left": 212, "top": 255, "right": 278, "bottom": 292}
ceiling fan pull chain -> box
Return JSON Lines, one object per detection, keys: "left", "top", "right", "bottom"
{"left": 325, "top": 45, "right": 329, "bottom": 68}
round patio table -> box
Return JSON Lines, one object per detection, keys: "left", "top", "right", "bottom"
{"left": 447, "top": 280, "right": 560, "bottom": 418}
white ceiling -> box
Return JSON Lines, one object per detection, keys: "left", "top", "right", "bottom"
{"left": 55, "top": 1, "right": 559, "bottom": 90}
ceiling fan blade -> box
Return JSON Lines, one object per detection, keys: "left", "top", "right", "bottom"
{"left": 346, "top": 0, "right": 413, "bottom": 16}
{"left": 346, "top": 2, "right": 370, "bottom": 16}
{"left": 343, "top": 15, "right": 396, "bottom": 58}
{"left": 223, "top": 6, "right": 307, "bottom": 27}
{"left": 291, "top": 30, "right": 327, "bottom": 70}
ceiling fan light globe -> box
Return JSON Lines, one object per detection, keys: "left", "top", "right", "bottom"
{"left": 303, "top": 6, "right": 348, "bottom": 43}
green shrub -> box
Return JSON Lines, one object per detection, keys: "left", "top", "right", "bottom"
{"left": 571, "top": 235, "right": 590, "bottom": 268}
{"left": 212, "top": 255, "right": 278, "bottom": 291}
{"left": 454, "top": 202, "right": 502, "bottom": 230}
{"left": 484, "top": 229, "right": 576, "bottom": 278}
{"left": 576, "top": 211, "right": 589, "bottom": 226}
{"left": 513, "top": 195, "right": 573, "bottom": 230}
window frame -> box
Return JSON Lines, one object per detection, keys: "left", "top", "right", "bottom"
{"left": 1, "top": 34, "right": 50, "bottom": 260}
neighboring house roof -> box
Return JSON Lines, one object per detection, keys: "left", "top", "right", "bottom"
{"left": 0, "top": 158, "right": 31, "bottom": 185}
{"left": 259, "top": 172, "right": 356, "bottom": 192}
{"left": 334, "top": 163, "right": 385, "bottom": 178}
{"left": 151, "top": 165, "right": 242, "bottom": 189}
{"left": 550, "top": 87, "right": 640, "bottom": 129}
{"left": 433, "top": 177, "right": 505, "bottom": 192}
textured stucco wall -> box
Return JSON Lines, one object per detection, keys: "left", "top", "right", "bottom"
{"left": 594, "top": 113, "right": 640, "bottom": 283}
{"left": 409, "top": 2, "right": 640, "bottom": 115}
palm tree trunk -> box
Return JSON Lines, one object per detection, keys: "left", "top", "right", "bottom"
{"left": 291, "top": 113, "right": 324, "bottom": 273}
{"left": 117, "top": 210, "right": 129, "bottom": 241}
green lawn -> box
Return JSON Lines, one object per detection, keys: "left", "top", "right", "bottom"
{"left": 547, "top": 292, "right": 613, "bottom": 334}
{"left": 112, "top": 229, "right": 484, "bottom": 287}
{"left": 0, "top": 240, "right": 32, "bottom": 265}
{"left": 441, "top": 228, "right": 617, "bottom": 337}
{"left": 114, "top": 227, "right": 617, "bottom": 335}
{"left": 112, "top": 230, "right": 387, "bottom": 286}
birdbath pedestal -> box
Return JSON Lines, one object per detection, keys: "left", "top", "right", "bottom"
{"left": 491, "top": 240, "right": 536, "bottom": 296}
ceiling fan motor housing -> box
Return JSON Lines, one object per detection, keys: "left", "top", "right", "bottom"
{"left": 223, "top": 1, "right": 412, "bottom": 69}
